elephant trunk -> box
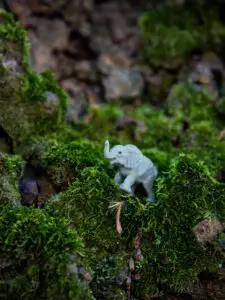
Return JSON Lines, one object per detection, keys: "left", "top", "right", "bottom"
{"left": 104, "top": 140, "right": 114, "bottom": 159}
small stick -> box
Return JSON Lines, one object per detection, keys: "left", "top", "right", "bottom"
{"left": 219, "top": 128, "right": 225, "bottom": 141}
{"left": 116, "top": 201, "right": 123, "bottom": 234}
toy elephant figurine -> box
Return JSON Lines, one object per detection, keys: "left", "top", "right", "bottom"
{"left": 104, "top": 140, "right": 158, "bottom": 201}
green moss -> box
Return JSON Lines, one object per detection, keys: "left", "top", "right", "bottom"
{"left": 45, "top": 167, "right": 127, "bottom": 251}
{"left": 139, "top": 4, "right": 225, "bottom": 68}
{"left": 167, "top": 80, "right": 218, "bottom": 122}
{"left": 75, "top": 104, "right": 123, "bottom": 143}
{"left": 0, "top": 153, "right": 24, "bottom": 206}
{"left": 0, "top": 10, "right": 68, "bottom": 150}
{"left": 43, "top": 140, "right": 108, "bottom": 188}
{"left": 46, "top": 152, "right": 225, "bottom": 295}
{"left": 0, "top": 205, "right": 92, "bottom": 300}
{"left": 0, "top": 10, "right": 29, "bottom": 57}
{"left": 46, "top": 167, "right": 132, "bottom": 298}
{"left": 120, "top": 154, "right": 225, "bottom": 295}
{"left": 91, "top": 256, "right": 127, "bottom": 300}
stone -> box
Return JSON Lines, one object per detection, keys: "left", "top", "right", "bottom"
{"left": 20, "top": 179, "right": 39, "bottom": 207}
{"left": 192, "top": 218, "right": 224, "bottom": 245}
{"left": 27, "top": 17, "right": 69, "bottom": 50}
{"left": 103, "top": 68, "right": 144, "bottom": 100}
{"left": 190, "top": 62, "right": 213, "bottom": 85}
{"left": 0, "top": 138, "right": 11, "bottom": 154}
{"left": 68, "top": 264, "right": 78, "bottom": 275}
{"left": 144, "top": 70, "right": 175, "bottom": 104}
{"left": 20, "top": 174, "right": 55, "bottom": 208}
{"left": 2, "top": 57, "right": 20, "bottom": 75}
{"left": 98, "top": 46, "right": 132, "bottom": 75}
{"left": 109, "top": 12, "right": 129, "bottom": 42}
{"left": 61, "top": 79, "right": 89, "bottom": 122}
{"left": 74, "top": 60, "right": 97, "bottom": 81}
{"left": 26, "top": 0, "right": 66, "bottom": 13}
{"left": 63, "top": 0, "right": 94, "bottom": 24}
{"left": 28, "top": 31, "right": 56, "bottom": 72}
{"left": 120, "top": 28, "right": 141, "bottom": 56}
{"left": 55, "top": 53, "right": 76, "bottom": 79}
{"left": 42, "top": 92, "right": 60, "bottom": 114}
{"left": 89, "top": 27, "right": 113, "bottom": 53}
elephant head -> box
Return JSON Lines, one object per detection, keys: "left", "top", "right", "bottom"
{"left": 104, "top": 140, "right": 143, "bottom": 168}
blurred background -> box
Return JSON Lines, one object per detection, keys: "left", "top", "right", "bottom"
{"left": 5, "top": 0, "right": 225, "bottom": 124}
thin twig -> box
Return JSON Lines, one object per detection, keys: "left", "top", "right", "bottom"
{"left": 116, "top": 201, "right": 123, "bottom": 234}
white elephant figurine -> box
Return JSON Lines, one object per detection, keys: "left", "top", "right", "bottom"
{"left": 104, "top": 140, "right": 158, "bottom": 201}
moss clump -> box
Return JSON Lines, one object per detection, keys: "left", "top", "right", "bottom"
{"left": 0, "top": 153, "right": 24, "bottom": 206}
{"left": 46, "top": 151, "right": 225, "bottom": 296}
{"left": 139, "top": 3, "right": 225, "bottom": 68}
{"left": 46, "top": 167, "right": 132, "bottom": 298}
{"left": 0, "top": 10, "right": 67, "bottom": 150}
{"left": 45, "top": 167, "right": 128, "bottom": 252}
{"left": 0, "top": 205, "right": 93, "bottom": 300}
{"left": 43, "top": 140, "right": 108, "bottom": 189}
{"left": 75, "top": 104, "right": 123, "bottom": 143}
{"left": 120, "top": 154, "right": 225, "bottom": 295}
{"left": 167, "top": 80, "right": 218, "bottom": 122}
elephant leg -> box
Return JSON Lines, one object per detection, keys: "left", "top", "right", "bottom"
{"left": 120, "top": 173, "right": 136, "bottom": 194}
{"left": 143, "top": 177, "right": 155, "bottom": 202}
{"left": 114, "top": 171, "right": 123, "bottom": 185}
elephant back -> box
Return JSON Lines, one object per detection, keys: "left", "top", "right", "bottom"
{"left": 124, "top": 145, "right": 143, "bottom": 169}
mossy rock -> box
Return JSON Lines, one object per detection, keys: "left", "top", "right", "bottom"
{"left": 122, "top": 154, "right": 225, "bottom": 295}
{"left": 46, "top": 167, "right": 132, "bottom": 298}
{"left": 0, "top": 10, "right": 67, "bottom": 150}
{"left": 42, "top": 139, "right": 109, "bottom": 189}
{"left": 139, "top": 3, "right": 225, "bottom": 69}
{"left": 0, "top": 205, "right": 93, "bottom": 300}
{"left": 0, "top": 152, "right": 24, "bottom": 206}
{"left": 45, "top": 167, "right": 130, "bottom": 253}
{"left": 46, "top": 153, "right": 225, "bottom": 296}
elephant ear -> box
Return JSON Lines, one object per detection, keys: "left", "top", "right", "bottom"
{"left": 124, "top": 145, "right": 143, "bottom": 169}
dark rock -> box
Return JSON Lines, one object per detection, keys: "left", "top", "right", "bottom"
{"left": 144, "top": 70, "right": 175, "bottom": 104}
{"left": 120, "top": 28, "right": 141, "bottom": 56}
{"left": 89, "top": 27, "right": 113, "bottom": 53}
{"left": 20, "top": 176, "right": 55, "bottom": 208}
{"left": 55, "top": 53, "right": 76, "bottom": 79}
{"left": 109, "top": 12, "right": 129, "bottom": 42}
{"left": 37, "top": 176, "right": 56, "bottom": 208}
{"left": 26, "top": 0, "right": 66, "bottom": 13}
{"left": 20, "top": 178, "right": 39, "bottom": 207}
{"left": 74, "top": 60, "right": 97, "bottom": 82}
{"left": 63, "top": 0, "right": 94, "bottom": 25}
{"left": 0, "top": 138, "right": 11, "bottom": 154}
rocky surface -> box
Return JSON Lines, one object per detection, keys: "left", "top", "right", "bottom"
{"left": 11, "top": 0, "right": 147, "bottom": 117}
